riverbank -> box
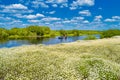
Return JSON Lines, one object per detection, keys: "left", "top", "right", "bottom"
{"left": 0, "top": 38, "right": 120, "bottom": 79}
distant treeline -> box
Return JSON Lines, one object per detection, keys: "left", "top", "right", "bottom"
{"left": 0, "top": 25, "right": 120, "bottom": 39}
{"left": 101, "top": 29, "right": 120, "bottom": 38}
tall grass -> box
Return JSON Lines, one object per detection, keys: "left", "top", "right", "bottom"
{"left": 0, "top": 38, "right": 120, "bottom": 80}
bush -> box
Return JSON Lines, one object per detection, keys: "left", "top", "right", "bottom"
{"left": 9, "top": 35, "right": 21, "bottom": 39}
{"left": 0, "top": 28, "right": 9, "bottom": 39}
{"left": 84, "top": 35, "right": 97, "bottom": 40}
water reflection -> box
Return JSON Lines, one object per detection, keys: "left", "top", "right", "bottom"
{"left": 0, "top": 35, "right": 100, "bottom": 48}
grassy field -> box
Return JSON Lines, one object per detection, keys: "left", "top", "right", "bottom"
{"left": 0, "top": 38, "right": 120, "bottom": 80}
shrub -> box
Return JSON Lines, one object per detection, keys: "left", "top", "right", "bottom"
{"left": 84, "top": 35, "right": 97, "bottom": 40}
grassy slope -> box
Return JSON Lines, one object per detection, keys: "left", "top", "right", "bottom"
{"left": 0, "top": 38, "right": 120, "bottom": 80}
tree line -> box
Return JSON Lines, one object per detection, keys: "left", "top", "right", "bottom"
{"left": 0, "top": 26, "right": 51, "bottom": 39}
{"left": 0, "top": 25, "right": 120, "bottom": 40}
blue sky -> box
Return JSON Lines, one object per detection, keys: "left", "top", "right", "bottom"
{"left": 0, "top": 0, "right": 120, "bottom": 30}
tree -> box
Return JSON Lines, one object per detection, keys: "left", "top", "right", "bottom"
{"left": 59, "top": 29, "right": 67, "bottom": 36}
{"left": 101, "top": 29, "right": 120, "bottom": 38}
{"left": 72, "top": 30, "right": 79, "bottom": 36}
{"left": 0, "top": 28, "right": 9, "bottom": 39}
{"left": 26, "top": 26, "right": 51, "bottom": 36}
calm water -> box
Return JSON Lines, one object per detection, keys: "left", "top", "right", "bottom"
{"left": 0, "top": 35, "right": 100, "bottom": 48}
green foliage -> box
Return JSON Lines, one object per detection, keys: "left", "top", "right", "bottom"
{"left": 59, "top": 29, "right": 67, "bottom": 36}
{"left": 84, "top": 35, "right": 97, "bottom": 40}
{"left": 50, "top": 32, "right": 56, "bottom": 37}
{"left": 79, "top": 30, "right": 101, "bottom": 35}
{"left": 0, "top": 28, "right": 9, "bottom": 39}
{"left": 9, "top": 35, "right": 21, "bottom": 39}
{"left": 9, "top": 27, "right": 20, "bottom": 35}
{"left": 101, "top": 29, "right": 120, "bottom": 38}
{"left": 1, "top": 26, "right": 120, "bottom": 40}
{"left": 72, "top": 30, "right": 79, "bottom": 36}
{"left": 27, "top": 26, "right": 44, "bottom": 36}
{"left": 0, "top": 26, "right": 51, "bottom": 39}
{"left": 60, "top": 30, "right": 101, "bottom": 36}
{"left": 26, "top": 26, "right": 51, "bottom": 36}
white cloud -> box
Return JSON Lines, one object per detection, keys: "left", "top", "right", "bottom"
{"left": 0, "top": 4, "right": 33, "bottom": 14}
{"left": 28, "top": 20, "right": 40, "bottom": 23}
{"left": 112, "top": 16, "right": 120, "bottom": 19}
{"left": 70, "top": 0, "right": 94, "bottom": 9}
{"left": 79, "top": 10, "right": 91, "bottom": 16}
{"left": 52, "top": 4, "right": 58, "bottom": 7}
{"left": 0, "top": 9, "right": 33, "bottom": 14}
{"left": 10, "top": 20, "right": 22, "bottom": 24}
{"left": 46, "top": 0, "right": 68, "bottom": 8}
{"left": 49, "top": 11, "right": 56, "bottom": 14}
{"left": 70, "top": 7, "right": 77, "bottom": 10}
{"left": 61, "top": 16, "right": 85, "bottom": 24}
{"left": 83, "top": 20, "right": 89, "bottom": 23}
{"left": 94, "top": 15, "right": 102, "bottom": 21}
{"left": 57, "top": 0, "right": 68, "bottom": 3}
{"left": 25, "top": 13, "right": 45, "bottom": 19}
{"left": 32, "top": 1, "right": 49, "bottom": 8}
{"left": 62, "top": 20, "right": 71, "bottom": 23}
{"left": 73, "top": 17, "right": 84, "bottom": 20}
{"left": 104, "top": 16, "right": 120, "bottom": 22}
{"left": 46, "top": 0, "right": 68, "bottom": 4}
{"left": 0, "top": 16, "right": 15, "bottom": 21}
{"left": 41, "top": 17, "right": 61, "bottom": 21}
{"left": 71, "top": 0, "right": 94, "bottom": 6}
{"left": 15, "top": 13, "right": 45, "bottom": 19}
{"left": 60, "top": 3, "right": 68, "bottom": 8}
{"left": 4, "top": 4, "right": 27, "bottom": 9}
{"left": 104, "top": 18, "right": 116, "bottom": 22}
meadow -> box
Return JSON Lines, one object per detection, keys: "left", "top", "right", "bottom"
{"left": 0, "top": 37, "right": 120, "bottom": 80}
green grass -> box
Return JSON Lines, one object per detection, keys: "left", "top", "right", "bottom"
{"left": 0, "top": 38, "right": 120, "bottom": 80}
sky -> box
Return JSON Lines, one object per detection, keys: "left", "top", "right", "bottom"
{"left": 0, "top": 0, "right": 120, "bottom": 30}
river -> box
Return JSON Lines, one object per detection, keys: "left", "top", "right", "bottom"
{"left": 0, "top": 35, "right": 100, "bottom": 48}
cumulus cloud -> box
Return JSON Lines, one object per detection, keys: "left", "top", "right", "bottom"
{"left": 112, "top": 16, "right": 120, "bottom": 19}
{"left": 0, "top": 9, "right": 33, "bottom": 14}
{"left": 73, "top": 17, "right": 85, "bottom": 20}
{"left": 41, "top": 17, "right": 61, "bottom": 21}
{"left": 83, "top": 20, "right": 89, "bottom": 23}
{"left": 70, "top": 0, "right": 94, "bottom": 9}
{"left": 79, "top": 10, "right": 91, "bottom": 16}
{"left": 104, "top": 16, "right": 120, "bottom": 22}
{"left": 0, "top": 4, "right": 33, "bottom": 14}
{"left": 104, "top": 18, "right": 116, "bottom": 22}
{"left": 52, "top": 4, "right": 58, "bottom": 7}
{"left": 94, "top": 15, "right": 103, "bottom": 21}
{"left": 26, "top": 13, "right": 45, "bottom": 19}
{"left": 70, "top": 7, "right": 77, "bottom": 10}
{"left": 60, "top": 3, "right": 68, "bottom": 8}
{"left": 49, "top": 11, "right": 56, "bottom": 14}
{"left": 28, "top": 20, "right": 40, "bottom": 23}
{"left": 62, "top": 20, "right": 71, "bottom": 23}
{"left": 46, "top": 0, "right": 68, "bottom": 4}
{"left": 32, "top": 1, "right": 49, "bottom": 8}
{"left": 3, "top": 4, "right": 28, "bottom": 9}
{"left": 15, "top": 13, "right": 45, "bottom": 19}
